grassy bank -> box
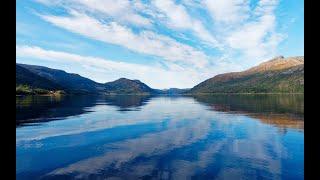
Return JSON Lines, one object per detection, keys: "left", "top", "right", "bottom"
{"left": 16, "top": 84, "right": 65, "bottom": 96}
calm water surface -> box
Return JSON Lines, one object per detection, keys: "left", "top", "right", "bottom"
{"left": 16, "top": 94, "right": 304, "bottom": 180}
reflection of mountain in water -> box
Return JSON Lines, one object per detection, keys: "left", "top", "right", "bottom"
{"left": 192, "top": 94, "right": 304, "bottom": 130}
{"left": 16, "top": 94, "right": 304, "bottom": 130}
{"left": 16, "top": 95, "right": 99, "bottom": 126}
{"left": 251, "top": 114, "right": 303, "bottom": 130}
{"left": 103, "top": 95, "right": 153, "bottom": 111}
{"left": 16, "top": 95, "right": 154, "bottom": 126}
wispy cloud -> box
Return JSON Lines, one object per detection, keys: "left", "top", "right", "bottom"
{"left": 35, "top": 0, "right": 151, "bottom": 26}
{"left": 225, "top": 0, "right": 284, "bottom": 61}
{"left": 201, "top": 0, "right": 284, "bottom": 64}
{"left": 71, "top": 0, "right": 152, "bottom": 26}
{"left": 35, "top": 0, "right": 285, "bottom": 65}
{"left": 152, "top": 0, "right": 220, "bottom": 47}
{"left": 204, "top": 0, "right": 249, "bottom": 24}
{"left": 40, "top": 11, "right": 209, "bottom": 68}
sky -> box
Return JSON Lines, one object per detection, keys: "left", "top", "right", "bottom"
{"left": 16, "top": 0, "right": 304, "bottom": 89}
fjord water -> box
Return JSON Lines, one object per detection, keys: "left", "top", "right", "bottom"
{"left": 16, "top": 94, "right": 304, "bottom": 180}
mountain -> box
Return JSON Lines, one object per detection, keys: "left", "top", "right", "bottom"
{"left": 17, "top": 56, "right": 304, "bottom": 95}
{"left": 16, "top": 64, "right": 65, "bottom": 94}
{"left": 17, "top": 64, "right": 157, "bottom": 95}
{"left": 17, "top": 63, "right": 105, "bottom": 94}
{"left": 104, "top": 78, "right": 156, "bottom": 94}
{"left": 16, "top": 64, "right": 62, "bottom": 90}
{"left": 189, "top": 56, "right": 304, "bottom": 94}
{"left": 159, "top": 88, "right": 190, "bottom": 95}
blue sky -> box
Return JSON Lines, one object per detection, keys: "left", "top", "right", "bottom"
{"left": 16, "top": 0, "right": 304, "bottom": 89}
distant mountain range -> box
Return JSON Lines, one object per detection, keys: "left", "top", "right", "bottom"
{"left": 160, "top": 88, "right": 190, "bottom": 95}
{"left": 16, "top": 56, "right": 304, "bottom": 95}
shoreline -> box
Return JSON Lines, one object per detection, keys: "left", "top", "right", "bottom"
{"left": 16, "top": 92, "right": 304, "bottom": 97}
{"left": 184, "top": 92, "right": 304, "bottom": 95}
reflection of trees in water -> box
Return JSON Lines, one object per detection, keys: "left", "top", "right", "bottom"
{"left": 251, "top": 114, "right": 304, "bottom": 130}
{"left": 16, "top": 94, "right": 304, "bottom": 130}
{"left": 192, "top": 94, "right": 304, "bottom": 130}
{"left": 16, "top": 95, "right": 98, "bottom": 126}
{"left": 16, "top": 95, "right": 154, "bottom": 125}
{"left": 192, "top": 94, "right": 303, "bottom": 115}
{"left": 16, "top": 95, "right": 63, "bottom": 108}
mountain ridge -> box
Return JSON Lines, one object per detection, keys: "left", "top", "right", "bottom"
{"left": 18, "top": 63, "right": 104, "bottom": 94}
{"left": 189, "top": 56, "right": 304, "bottom": 94}
{"left": 16, "top": 56, "right": 304, "bottom": 95}
{"left": 104, "top": 78, "right": 157, "bottom": 94}
{"left": 16, "top": 64, "right": 158, "bottom": 95}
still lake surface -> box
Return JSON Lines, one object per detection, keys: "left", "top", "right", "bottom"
{"left": 16, "top": 94, "right": 304, "bottom": 180}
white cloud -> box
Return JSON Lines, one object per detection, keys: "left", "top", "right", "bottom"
{"left": 226, "top": 0, "right": 284, "bottom": 62}
{"left": 35, "top": 0, "right": 151, "bottom": 26}
{"left": 37, "top": 0, "right": 220, "bottom": 47}
{"left": 226, "top": 15, "right": 275, "bottom": 57}
{"left": 74, "top": 0, "right": 151, "bottom": 26}
{"left": 34, "top": 0, "right": 285, "bottom": 66}
{"left": 201, "top": 0, "right": 284, "bottom": 64}
{"left": 254, "top": 0, "right": 279, "bottom": 16}
{"left": 152, "top": 0, "right": 220, "bottom": 47}
{"left": 204, "top": 0, "right": 250, "bottom": 24}
{"left": 40, "top": 11, "right": 209, "bottom": 68}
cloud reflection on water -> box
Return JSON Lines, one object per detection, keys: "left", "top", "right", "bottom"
{"left": 16, "top": 95, "right": 304, "bottom": 179}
